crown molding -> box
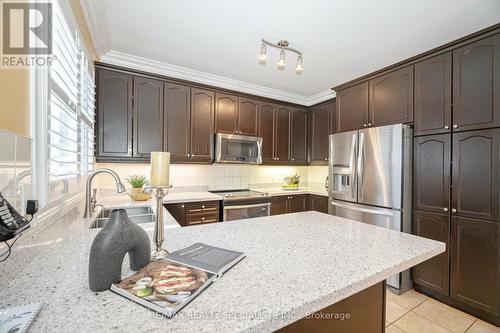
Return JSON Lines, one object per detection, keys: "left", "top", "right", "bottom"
{"left": 80, "top": 0, "right": 109, "bottom": 58}
{"left": 101, "top": 50, "right": 334, "bottom": 106}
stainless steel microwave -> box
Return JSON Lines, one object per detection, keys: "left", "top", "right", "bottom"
{"left": 214, "top": 133, "right": 263, "bottom": 164}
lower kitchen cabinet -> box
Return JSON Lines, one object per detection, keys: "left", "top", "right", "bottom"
{"left": 270, "top": 196, "right": 288, "bottom": 215}
{"left": 307, "top": 195, "right": 329, "bottom": 214}
{"left": 164, "top": 201, "right": 220, "bottom": 227}
{"left": 412, "top": 210, "right": 450, "bottom": 296}
{"left": 288, "top": 195, "right": 307, "bottom": 213}
{"left": 450, "top": 216, "right": 500, "bottom": 317}
{"left": 271, "top": 194, "right": 309, "bottom": 215}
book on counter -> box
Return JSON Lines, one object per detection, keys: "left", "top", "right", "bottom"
{"left": 110, "top": 243, "right": 245, "bottom": 318}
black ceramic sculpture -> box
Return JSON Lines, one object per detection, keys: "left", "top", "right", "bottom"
{"left": 89, "top": 209, "right": 151, "bottom": 292}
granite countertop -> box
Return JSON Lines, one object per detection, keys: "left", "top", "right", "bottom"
{"left": 0, "top": 207, "right": 444, "bottom": 333}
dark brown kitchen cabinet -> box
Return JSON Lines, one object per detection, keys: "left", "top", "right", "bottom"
{"left": 190, "top": 88, "right": 215, "bottom": 163}
{"left": 96, "top": 69, "right": 133, "bottom": 159}
{"left": 290, "top": 109, "right": 307, "bottom": 164}
{"left": 450, "top": 216, "right": 500, "bottom": 316}
{"left": 412, "top": 210, "right": 450, "bottom": 296}
{"left": 275, "top": 106, "right": 291, "bottom": 162}
{"left": 164, "top": 203, "right": 186, "bottom": 226}
{"left": 453, "top": 34, "right": 500, "bottom": 132}
{"left": 307, "top": 195, "right": 329, "bottom": 214}
{"left": 259, "top": 103, "right": 276, "bottom": 163}
{"left": 132, "top": 76, "right": 163, "bottom": 158}
{"left": 310, "top": 104, "right": 330, "bottom": 163}
{"left": 413, "top": 134, "right": 451, "bottom": 214}
{"left": 271, "top": 195, "right": 307, "bottom": 215}
{"left": 414, "top": 52, "right": 452, "bottom": 136}
{"left": 215, "top": 93, "right": 238, "bottom": 134}
{"left": 369, "top": 65, "right": 413, "bottom": 127}
{"left": 164, "top": 83, "right": 191, "bottom": 162}
{"left": 452, "top": 129, "right": 500, "bottom": 222}
{"left": 329, "top": 100, "right": 336, "bottom": 135}
{"left": 238, "top": 97, "right": 259, "bottom": 136}
{"left": 165, "top": 201, "right": 220, "bottom": 227}
{"left": 336, "top": 81, "right": 369, "bottom": 133}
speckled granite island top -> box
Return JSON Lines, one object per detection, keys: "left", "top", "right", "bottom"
{"left": 0, "top": 211, "right": 444, "bottom": 333}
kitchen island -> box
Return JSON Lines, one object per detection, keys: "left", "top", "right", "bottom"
{"left": 0, "top": 207, "right": 444, "bottom": 332}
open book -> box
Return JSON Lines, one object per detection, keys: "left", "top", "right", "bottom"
{"left": 110, "top": 243, "right": 244, "bottom": 318}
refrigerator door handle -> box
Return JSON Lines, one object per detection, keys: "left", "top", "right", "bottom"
{"left": 357, "top": 132, "right": 365, "bottom": 200}
{"left": 349, "top": 133, "right": 357, "bottom": 199}
{"left": 330, "top": 200, "right": 395, "bottom": 217}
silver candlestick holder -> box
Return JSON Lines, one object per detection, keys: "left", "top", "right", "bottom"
{"left": 144, "top": 185, "right": 172, "bottom": 260}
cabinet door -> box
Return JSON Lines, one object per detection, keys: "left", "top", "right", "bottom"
{"left": 288, "top": 195, "right": 307, "bottom": 213}
{"left": 336, "top": 82, "right": 369, "bottom": 132}
{"left": 259, "top": 103, "right": 276, "bottom": 163}
{"left": 132, "top": 76, "right": 163, "bottom": 158}
{"left": 238, "top": 97, "right": 259, "bottom": 136}
{"left": 275, "top": 106, "right": 291, "bottom": 162}
{"left": 215, "top": 93, "right": 238, "bottom": 134}
{"left": 453, "top": 34, "right": 500, "bottom": 132}
{"left": 96, "top": 69, "right": 133, "bottom": 158}
{"left": 307, "top": 195, "right": 329, "bottom": 214}
{"left": 414, "top": 135, "right": 451, "bottom": 214}
{"left": 329, "top": 100, "right": 336, "bottom": 135}
{"left": 271, "top": 196, "right": 288, "bottom": 215}
{"left": 164, "top": 203, "right": 186, "bottom": 226}
{"left": 451, "top": 216, "right": 500, "bottom": 315}
{"left": 414, "top": 52, "right": 452, "bottom": 136}
{"left": 452, "top": 129, "right": 500, "bottom": 221}
{"left": 369, "top": 65, "right": 414, "bottom": 126}
{"left": 310, "top": 104, "right": 330, "bottom": 163}
{"left": 164, "top": 83, "right": 191, "bottom": 163}
{"left": 412, "top": 210, "right": 450, "bottom": 295}
{"left": 190, "top": 88, "right": 214, "bottom": 163}
{"left": 290, "top": 109, "right": 307, "bottom": 163}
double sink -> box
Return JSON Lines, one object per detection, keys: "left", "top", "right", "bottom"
{"left": 90, "top": 206, "right": 155, "bottom": 228}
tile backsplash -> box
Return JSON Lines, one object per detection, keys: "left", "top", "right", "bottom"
{"left": 0, "top": 129, "right": 33, "bottom": 214}
{"left": 95, "top": 163, "right": 329, "bottom": 191}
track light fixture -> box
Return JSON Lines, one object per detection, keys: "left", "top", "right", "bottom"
{"left": 258, "top": 39, "right": 303, "bottom": 74}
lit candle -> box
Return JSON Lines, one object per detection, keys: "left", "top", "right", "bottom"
{"left": 150, "top": 152, "right": 170, "bottom": 186}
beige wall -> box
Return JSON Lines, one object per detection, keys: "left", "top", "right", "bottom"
{"left": 0, "top": 1, "right": 96, "bottom": 138}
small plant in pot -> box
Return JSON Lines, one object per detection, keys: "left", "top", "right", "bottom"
{"left": 126, "top": 175, "right": 151, "bottom": 201}
{"left": 282, "top": 174, "right": 301, "bottom": 190}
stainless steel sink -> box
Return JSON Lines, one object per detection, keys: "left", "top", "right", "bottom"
{"left": 90, "top": 206, "right": 155, "bottom": 228}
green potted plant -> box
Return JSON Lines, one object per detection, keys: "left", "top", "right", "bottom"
{"left": 126, "top": 175, "right": 151, "bottom": 201}
{"left": 282, "top": 174, "right": 301, "bottom": 190}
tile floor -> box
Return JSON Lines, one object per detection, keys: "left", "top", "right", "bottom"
{"left": 386, "top": 289, "right": 500, "bottom": 333}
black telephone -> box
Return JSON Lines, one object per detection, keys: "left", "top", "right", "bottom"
{"left": 0, "top": 192, "right": 37, "bottom": 242}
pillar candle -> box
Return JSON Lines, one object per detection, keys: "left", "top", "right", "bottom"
{"left": 150, "top": 152, "right": 170, "bottom": 186}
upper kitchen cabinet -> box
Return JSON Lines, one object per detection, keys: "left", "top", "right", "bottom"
{"left": 190, "top": 88, "right": 215, "bottom": 163}
{"left": 309, "top": 103, "right": 330, "bottom": 163}
{"left": 164, "top": 82, "right": 191, "bottom": 162}
{"left": 96, "top": 69, "right": 133, "bottom": 160}
{"left": 258, "top": 102, "right": 276, "bottom": 163}
{"left": 414, "top": 52, "right": 452, "bottom": 136}
{"left": 413, "top": 134, "right": 451, "bottom": 214}
{"left": 336, "top": 81, "right": 369, "bottom": 132}
{"left": 215, "top": 94, "right": 259, "bottom": 136}
{"left": 329, "top": 100, "right": 336, "bottom": 135}
{"left": 132, "top": 76, "right": 163, "bottom": 159}
{"left": 238, "top": 97, "right": 259, "bottom": 136}
{"left": 290, "top": 108, "right": 307, "bottom": 164}
{"left": 451, "top": 129, "right": 500, "bottom": 222}
{"left": 453, "top": 34, "right": 500, "bottom": 132}
{"left": 369, "top": 65, "right": 414, "bottom": 127}
{"left": 274, "top": 106, "right": 291, "bottom": 162}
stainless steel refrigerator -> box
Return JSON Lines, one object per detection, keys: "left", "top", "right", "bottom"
{"left": 328, "top": 123, "right": 413, "bottom": 294}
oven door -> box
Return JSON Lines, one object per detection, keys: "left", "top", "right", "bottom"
{"left": 215, "top": 133, "right": 263, "bottom": 164}
{"left": 223, "top": 202, "right": 271, "bottom": 221}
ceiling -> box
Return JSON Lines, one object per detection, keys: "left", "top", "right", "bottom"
{"left": 81, "top": 0, "right": 500, "bottom": 105}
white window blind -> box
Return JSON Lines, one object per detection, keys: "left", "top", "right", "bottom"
{"left": 46, "top": 0, "right": 95, "bottom": 204}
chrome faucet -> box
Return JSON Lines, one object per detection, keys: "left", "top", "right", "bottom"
{"left": 83, "top": 168, "right": 126, "bottom": 218}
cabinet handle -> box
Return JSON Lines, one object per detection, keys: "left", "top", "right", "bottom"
{"left": 201, "top": 217, "right": 205, "bottom": 220}
{"left": 181, "top": 205, "right": 185, "bottom": 208}
{"left": 368, "top": 123, "right": 372, "bottom": 127}
{"left": 453, "top": 125, "right": 458, "bottom": 129}
{"left": 277, "top": 157, "right": 280, "bottom": 161}
{"left": 444, "top": 125, "right": 450, "bottom": 130}
{"left": 189, "top": 219, "right": 217, "bottom": 225}
{"left": 324, "top": 158, "right": 328, "bottom": 161}
{"left": 291, "top": 158, "right": 295, "bottom": 161}
{"left": 363, "top": 124, "right": 367, "bottom": 127}
{"left": 202, "top": 205, "right": 205, "bottom": 209}
{"left": 443, "top": 207, "right": 448, "bottom": 212}
{"left": 451, "top": 208, "right": 457, "bottom": 213}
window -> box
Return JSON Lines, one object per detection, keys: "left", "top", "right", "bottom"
{"left": 31, "top": 0, "right": 95, "bottom": 209}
